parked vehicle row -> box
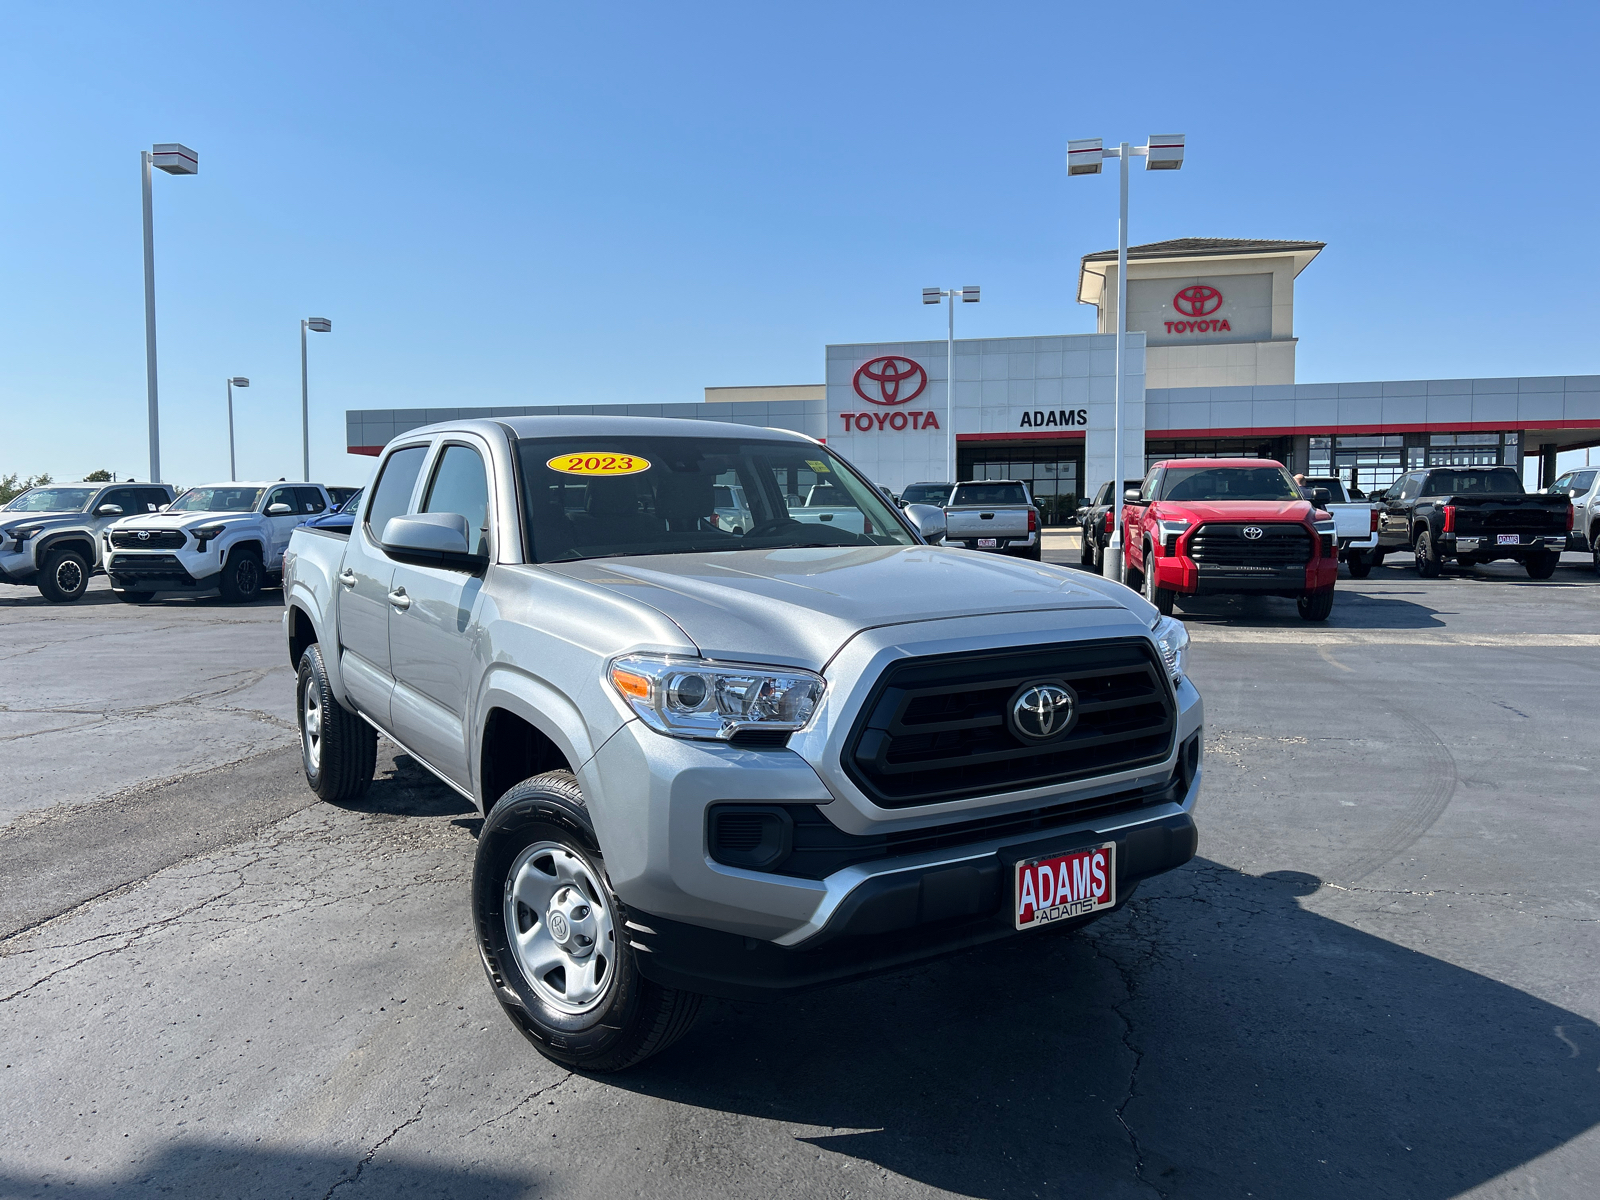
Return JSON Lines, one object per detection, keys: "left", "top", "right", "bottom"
{"left": 282, "top": 415, "right": 1202, "bottom": 1071}
{"left": 0, "top": 479, "right": 341, "bottom": 603}
{"left": 1369, "top": 467, "right": 1571, "bottom": 579}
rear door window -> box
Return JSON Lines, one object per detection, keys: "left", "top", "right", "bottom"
{"left": 366, "top": 445, "right": 430, "bottom": 543}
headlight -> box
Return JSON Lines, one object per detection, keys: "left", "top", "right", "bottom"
{"left": 1151, "top": 615, "right": 1188, "bottom": 684}
{"left": 1156, "top": 519, "right": 1191, "bottom": 539}
{"left": 608, "top": 654, "right": 825, "bottom": 741}
{"left": 13, "top": 525, "right": 44, "bottom": 544}
{"left": 1313, "top": 519, "right": 1336, "bottom": 535}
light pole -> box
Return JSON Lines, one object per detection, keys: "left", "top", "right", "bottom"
{"left": 1067, "top": 134, "right": 1184, "bottom": 583}
{"left": 141, "top": 143, "right": 199, "bottom": 483}
{"left": 300, "top": 317, "right": 332, "bottom": 481}
{"left": 225, "top": 377, "right": 249, "bottom": 480}
{"left": 921, "top": 285, "right": 980, "bottom": 483}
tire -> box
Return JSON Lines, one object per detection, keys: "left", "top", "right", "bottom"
{"left": 1091, "top": 540, "right": 1103, "bottom": 570}
{"left": 1298, "top": 588, "right": 1334, "bottom": 621}
{"left": 1593, "top": 536, "right": 1600, "bottom": 576}
{"left": 1080, "top": 533, "right": 1095, "bottom": 565}
{"left": 38, "top": 547, "right": 90, "bottom": 603}
{"left": 1020, "top": 541, "right": 1043, "bottom": 562}
{"left": 218, "top": 545, "right": 263, "bottom": 603}
{"left": 474, "top": 772, "right": 703, "bottom": 1072}
{"left": 1345, "top": 550, "right": 1372, "bottom": 579}
{"left": 296, "top": 644, "right": 377, "bottom": 802}
{"left": 1142, "top": 545, "right": 1176, "bottom": 615}
{"left": 1413, "top": 530, "right": 1442, "bottom": 578}
{"left": 1524, "top": 551, "right": 1559, "bottom": 581}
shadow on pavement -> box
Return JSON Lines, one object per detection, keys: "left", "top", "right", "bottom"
{"left": 616, "top": 859, "right": 1600, "bottom": 1198}
{"left": 0, "top": 1144, "right": 532, "bottom": 1199}
{"left": 332, "top": 750, "right": 476, "bottom": 819}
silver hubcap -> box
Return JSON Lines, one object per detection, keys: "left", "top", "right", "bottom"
{"left": 302, "top": 677, "right": 323, "bottom": 771}
{"left": 57, "top": 559, "right": 83, "bottom": 592}
{"left": 504, "top": 841, "right": 616, "bottom": 1015}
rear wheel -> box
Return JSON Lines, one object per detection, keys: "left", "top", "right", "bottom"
{"left": 1413, "top": 531, "right": 1442, "bottom": 578}
{"left": 296, "top": 644, "right": 376, "bottom": 801}
{"left": 1298, "top": 589, "right": 1334, "bottom": 621}
{"left": 1345, "top": 550, "right": 1372, "bottom": 579}
{"left": 38, "top": 547, "right": 90, "bottom": 603}
{"left": 474, "top": 772, "right": 703, "bottom": 1072}
{"left": 218, "top": 545, "right": 263, "bottom": 603}
{"left": 1524, "top": 551, "right": 1559, "bottom": 580}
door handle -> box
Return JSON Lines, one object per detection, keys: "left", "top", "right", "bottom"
{"left": 387, "top": 587, "right": 411, "bottom": 610}
{"left": 338, "top": 569, "right": 357, "bottom": 588}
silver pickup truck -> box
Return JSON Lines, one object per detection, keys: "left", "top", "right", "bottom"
{"left": 282, "top": 415, "right": 1202, "bottom": 1071}
{"left": 942, "top": 479, "right": 1041, "bottom": 560}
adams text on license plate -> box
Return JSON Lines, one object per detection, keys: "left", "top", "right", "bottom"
{"left": 1015, "top": 843, "right": 1115, "bottom": 930}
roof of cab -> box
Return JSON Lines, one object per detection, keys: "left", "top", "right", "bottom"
{"left": 394, "top": 414, "right": 817, "bottom": 445}
{"left": 1152, "top": 457, "right": 1287, "bottom": 470}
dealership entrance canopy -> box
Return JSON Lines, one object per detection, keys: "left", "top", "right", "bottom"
{"left": 347, "top": 237, "right": 1600, "bottom": 517}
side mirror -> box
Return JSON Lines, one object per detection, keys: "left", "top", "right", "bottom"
{"left": 156, "top": 503, "right": 169, "bottom": 512}
{"left": 267, "top": 503, "right": 293, "bottom": 515}
{"left": 1123, "top": 489, "right": 1142, "bottom": 503}
{"left": 903, "top": 503, "right": 947, "bottom": 543}
{"left": 1311, "top": 488, "right": 1331, "bottom": 506}
{"left": 381, "top": 513, "right": 486, "bottom": 572}
{"left": 97, "top": 504, "right": 123, "bottom": 516}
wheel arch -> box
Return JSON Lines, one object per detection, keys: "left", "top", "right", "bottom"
{"left": 474, "top": 668, "right": 596, "bottom": 816}
{"left": 37, "top": 531, "right": 96, "bottom": 563}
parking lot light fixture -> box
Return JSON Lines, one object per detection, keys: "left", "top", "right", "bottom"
{"left": 922, "top": 286, "right": 980, "bottom": 484}
{"left": 1069, "top": 134, "right": 1185, "bottom": 583}
{"left": 141, "top": 143, "right": 199, "bottom": 484}
{"left": 300, "top": 318, "right": 332, "bottom": 482}
{"left": 226, "top": 378, "right": 249, "bottom": 481}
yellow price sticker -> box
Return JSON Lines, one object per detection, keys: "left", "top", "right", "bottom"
{"left": 546, "top": 452, "right": 653, "bottom": 477}
{"left": 805, "top": 459, "right": 831, "bottom": 473}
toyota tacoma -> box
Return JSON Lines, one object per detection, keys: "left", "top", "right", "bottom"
{"left": 1121, "top": 458, "right": 1339, "bottom": 620}
{"left": 0, "top": 481, "right": 175, "bottom": 602}
{"left": 281, "top": 416, "right": 1202, "bottom": 1071}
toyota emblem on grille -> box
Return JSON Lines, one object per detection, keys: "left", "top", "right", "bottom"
{"left": 1007, "top": 680, "right": 1079, "bottom": 742}
{"left": 136, "top": 531, "right": 151, "bottom": 541}
{"left": 1243, "top": 526, "right": 1264, "bottom": 540}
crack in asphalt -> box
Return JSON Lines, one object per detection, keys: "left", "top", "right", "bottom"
{"left": 319, "top": 1075, "right": 439, "bottom": 1200}
{"left": 462, "top": 1074, "right": 575, "bottom": 1137}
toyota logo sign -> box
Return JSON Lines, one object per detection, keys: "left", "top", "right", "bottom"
{"left": 1007, "top": 681, "right": 1079, "bottom": 742}
{"left": 1243, "top": 526, "right": 1264, "bottom": 540}
{"left": 852, "top": 356, "right": 928, "bottom": 406}
{"left": 1173, "top": 285, "right": 1222, "bottom": 317}
{"left": 137, "top": 531, "right": 151, "bottom": 541}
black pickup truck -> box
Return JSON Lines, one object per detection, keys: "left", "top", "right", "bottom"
{"left": 1372, "top": 466, "right": 1571, "bottom": 578}
{"left": 1078, "top": 479, "right": 1143, "bottom": 568}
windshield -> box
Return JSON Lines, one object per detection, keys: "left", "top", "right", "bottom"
{"left": 339, "top": 489, "right": 364, "bottom": 514}
{"left": 1422, "top": 469, "right": 1524, "bottom": 497}
{"left": 951, "top": 483, "right": 1028, "bottom": 506}
{"left": 3, "top": 487, "right": 96, "bottom": 512}
{"left": 515, "top": 436, "right": 917, "bottom": 563}
{"left": 1159, "top": 465, "right": 1301, "bottom": 502}
{"left": 899, "top": 483, "right": 952, "bottom": 506}
{"left": 168, "top": 487, "right": 264, "bottom": 513}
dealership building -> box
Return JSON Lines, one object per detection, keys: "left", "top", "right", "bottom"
{"left": 347, "top": 238, "right": 1600, "bottom": 517}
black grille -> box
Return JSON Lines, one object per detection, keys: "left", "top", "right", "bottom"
{"left": 844, "top": 638, "right": 1175, "bottom": 807}
{"left": 1188, "top": 522, "right": 1311, "bottom": 567}
{"left": 110, "top": 529, "right": 187, "bottom": 549}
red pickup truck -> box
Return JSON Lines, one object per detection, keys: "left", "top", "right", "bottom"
{"left": 1121, "top": 458, "right": 1339, "bottom": 621}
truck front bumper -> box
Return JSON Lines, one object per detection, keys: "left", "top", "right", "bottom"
{"left": 0, "top": 549, "right": 38, "bottom": 586}
{"left": 106, "top": 552, "right": 219, "bottom": 592}
{"left": 1153, "top": 554, "right": 1338, "bottom": 597}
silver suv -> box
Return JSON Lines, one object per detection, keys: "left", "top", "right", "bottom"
{"left": 283, "top": 416, "right": 1203, "bottom": 1070}
{"left": 1550, "top": 467, "right": 1600, "bottom": 571}
{"left": 0, "top": 482, "right": 174, "bottom": 602}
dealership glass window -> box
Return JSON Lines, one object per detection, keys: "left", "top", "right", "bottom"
{"left": 959, "top": 445, "right": 1081, "bottom": 524}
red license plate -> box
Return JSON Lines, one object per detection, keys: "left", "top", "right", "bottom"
{"left": 977, "top": 537, "right": 999, "bottom": 548}
{"left": 1015, "top": 843, "right": 1115, "bottom": 930}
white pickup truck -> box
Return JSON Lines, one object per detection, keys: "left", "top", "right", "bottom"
{"left": 282, "top": 415, "right": 1203, "bottom": 1071}
{"left": 1301, "top": 476, "right": 1380, "bottom": 577}
{"left": 942, "top": 480, "right": 1041, "bottom": 560}
{"left": 103, "top": 481, "right": 333, "bottom": 602}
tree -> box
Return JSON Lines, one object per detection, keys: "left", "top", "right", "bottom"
{"left": 83, "top": 469, "right": 114, "bottom": 482}
{"left": 0, "top": 473, "right": 53, "bottom": 505}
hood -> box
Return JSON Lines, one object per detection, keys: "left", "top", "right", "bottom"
{"left": 0, "top": 510, "right": 81, "bottom": 534}
{"left": 544, "top": 544, "right": 1145, "bottom": 669}
{"left": 1154, "top": 499, "right": 1313, "bottom": 523}
{"left": 106, "top": 510, "right": 258, "bottom": 532}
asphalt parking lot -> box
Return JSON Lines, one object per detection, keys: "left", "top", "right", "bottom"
{"left": 3, "top": 546, "right": 1599, "bottom": 1199}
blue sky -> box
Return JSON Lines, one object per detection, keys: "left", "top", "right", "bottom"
{"left": 2, "top": 1, "right": 1596, "bottom": 487}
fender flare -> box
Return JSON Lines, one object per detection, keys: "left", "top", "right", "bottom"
{"left": 35, "top": 530, "right": 97, "bottom": 565}
{"left": 473, "top": 665, "right": 600, "bottom": 813}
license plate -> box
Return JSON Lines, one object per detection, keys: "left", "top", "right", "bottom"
{"left": 1015, "top": 843, "right": 1115, "bottom": 930}
{"left": 977, "top": 537, "right": 999, "bottom": 548}
{"left": 1497, "top": 534, "right": 1521, "bottom": 545}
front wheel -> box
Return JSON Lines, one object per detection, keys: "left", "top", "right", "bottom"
{"left": 1413, "top": 531, "right": 1442, "bottom": 579}
{"left": 1298, "top": 589, "right": 1334, "bottom": 621}
{"left": 296, "top": 644, "right": 376, "bottom": 801}
{"left": 1524, "top": 551, "right": 1559, "bottom": 580}
{"left": 1142, "top": 547, "right": 1176, "bottom": 615}
{"left": 1592, "top": 536, "right": 1600, "bottom": 576}
{"left": 474, "top": 772, "right": 703, "bottom": 1072}
{"left": 218, "top": 546, "right": 263, "bottom": 603}
{"left": 38, "top": 547, "right": 90, "bottom": 603}
{"left": 1345, "top": 550, "right": 1372, "bottom": 579}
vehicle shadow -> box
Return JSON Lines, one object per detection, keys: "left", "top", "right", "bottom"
{"left": 329, "top": 748, "right": 476, "bottom": 820}
{"left": 0, "top": 1143, "right": 530, "bottom": 1199}
{"left": 616, "top": 860, "right": 1600, "bottom": 1198}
